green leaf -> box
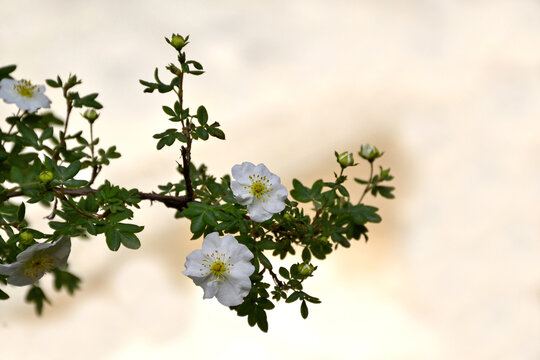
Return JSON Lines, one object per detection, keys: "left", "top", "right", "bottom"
{"left": 63, "top": 161, "right": 81, "bottom": 180}
{"left": 195, "top": 127, "right": 209, "bottom": 140}
{"left": 301, "top": 247, "right": 311, "bottom": 262}
{"left": 286, "top": 291, "right": 301, "bottom": 303}
{"left": 17, "top": 202, "right": 25, "bottom": 222}
{"left": 105, "top": 228, "right": 121, "bottom": 251}
{"left": 196, "top": 106, "right": 208, "bottom": 125}
{"left": 40, "top": 127, "right": 54, "bottom": 141}
{"left": 16, "top": 122, "right": 39, "bottom": 146}
{"left": 45, "top": 79, "right": 61, "bottom": 88}
{"left": 0, "top": 64, "right": 16, "bottom": 79}
{"left": 300, "top": 300, "right": 309, "bottom": 319}
{"left": 0, "top": 288, "right": 9, "bottom": 300}
{"left": 257, "top": 251, "right": 272, "bottom": 269}
{"left": 290, "top": 179, "right": 311, "bottom": 203}
{"left": 256, "top": 307, "right": 268, "bottom": 332}
{"left": 190, "top": 214, "right": 205, "bottom": 233}
{"left": 202, "top": 211, "right": 218, "bottom": 227}
{"left": 53, "top": 269, "right": 81, "bottom": 295}
{"left": 278, "top": 267, "right": 290, "bottom": 279}
{"left": 25, "top": 286, "right": 50, "bottom": 315}
{"left": 162, "top": 106, "right": 176, "bottom": 117}
{"left": 207, "top": 126, "right": 225, "bottom": 140}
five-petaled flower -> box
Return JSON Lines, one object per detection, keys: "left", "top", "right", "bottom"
{"left": 230, "top": 162, "right": 288, "bottom": 222}
{"left": 183, "top": 232, "right": 254, "bottom": 306}
{"left": 0, "top": 236, "right": 71, "bottom": 286}
{"left": 0, "top": 78, "right": 51, "bottom": 113}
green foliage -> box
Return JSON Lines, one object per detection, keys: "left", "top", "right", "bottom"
{"left": 0, "top": 34, "right": 395, "bottom": 332}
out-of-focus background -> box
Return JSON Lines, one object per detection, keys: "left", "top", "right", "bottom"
{"left": 1, "top": 0, "right": 540, "bottom": 359}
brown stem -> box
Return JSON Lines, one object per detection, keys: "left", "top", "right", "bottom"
{"left": 177, "top": 67, "right": 194, "bottom": 201}
{"left": 6, "top": 187, "right": 192, "bottom": 211}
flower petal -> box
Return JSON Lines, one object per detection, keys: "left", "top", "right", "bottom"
{"left": 201, "top": 280, "right": 219, "bottom": 299}
{"left": 262, "top": 184, "right": 288, "bottom": 213}
{"left": 229, "top": 243, "right": 255, "bottom": 264}
{"left": 48, "top": 236, "right": 71, "bottom": 268}
{"left": 231, "top": 162, "right": 255, "bottom": 184}
{"left": 216, "top": 276, "right": 251, "bottom": 306}
{"left": 201, "top": 232, "right": 222, "bottom": 254}
{"left": 247, "top": 202, "right": 273, "bottom": 222}
{"left": 252, "top": 163, "right": 272, "bottom": 179}
{"left": 230, "top": 181, "right": 253, "bottom": 205}
{"left": 183, "top": 249, "right": 208, "bottom": 277}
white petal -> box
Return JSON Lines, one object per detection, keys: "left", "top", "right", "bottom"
{"left": 183, "top": 249, "right": 207, "bottom": 277}
{"left": 6, "top": 271, "right": 41, "bottom": 286}
{"left": 247, "top": 202, "right": 273, "bottom": 222}
{"left": 262, "top": 184, "right": 288, "bottom": 213}
{"left": 231, "top": 162, "right": 255, "bottom": 183}
{"left": 201, "top": 280, "right": 219, "bottom": 299}
{"left": 48, "top": 236, "right": 71, "bottom": 268}
{"left": 216, "top": 276, "right": 251, "bottom": 306}
{"left": 0, "top": 263, "right": 16, "bottom": 276}
{"left": 252, "top": 163, "right": 272, "bottom": 179}
{"left": 201, "top": 232, "right": 222, "bottom": 254}
{"left": 230, "top": 261, "right": 255, "bottom": 278}
{"left": 230, "top": 181, "right": 253, "bottom": 205}
{"left": 229, "top": 243, "right": 254, "bottom": 264}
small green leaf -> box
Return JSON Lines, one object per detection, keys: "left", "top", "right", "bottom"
{"left": 196, "top": 127, "right": 209, "bottom": 140}
{"left": 196, "top": 106, "right": 208, "bottom": 125}
{"left": 190, "top": 214, "right": 205, "bottom": 233}
{"left": 63, "top": 161, "right": 81, "bottom": 180}
{"left": 105, "top": 228, "right": 121, "bottom": 251}
{"left": 162, "top": 106, "right": 176, "bottom": 117}
{"left": 17, "top": 202, "right": 25, "bottom": 222}
{"left": 300, "top": 300, "right": 309, "bottom": 319}
{"left": 256, "top": 307, "right": 268, "bottom": 332}
{"left": 278, "top": 267, "right": 290, "bottom": 279}
{"left": 25, "top": 286, "right": 50, "bottom": 315}
{"left": 0, "top": 288, "right": 9, "bottom": 300}
{"left": 257, "top": 251, "right": 272, "bottom": 269}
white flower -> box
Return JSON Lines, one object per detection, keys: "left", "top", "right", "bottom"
{"left": 0, "top": 236, "right": 71, "bottom": 286}
{"left": 230, "top": 162, "right": 288, "bottom": 222}
{"left": 0, "top": 78, "right": 51, "bottom": 113}
{"left": 183, "top": 232, "right": 254, "bottom": 306}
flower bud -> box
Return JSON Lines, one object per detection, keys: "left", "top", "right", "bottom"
{"left": 359, "top": 143, "right": 380, "bottom": 162}
{"left": 19, "top": 231, "right": 34, "bottom": 244}
{"left": 39, "top": 170, "right": 54, "bottom": 184}
{"left": 82, "top": 109, "right": 99, "bottom": 123}
{"left": 170, "top": 34, "right": 186, "bottom": 50}
{"left": 166, "top": 63, "right": 182, "bottom": 76}
{"left": 298, "top": 263, "right": 315, "bottom": 276}
{"left": 337, "top": 151, "right": 354, "bottom": 168}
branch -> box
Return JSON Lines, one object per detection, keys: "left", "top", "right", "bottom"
{"left": 6, "top": 187, "right": 192, "bottom": 211}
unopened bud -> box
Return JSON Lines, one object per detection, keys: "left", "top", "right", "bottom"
{"left": 298, "top": 263, "right": 315, "bottom": 276}
{"left": 170, "top": 34, "right": 186, "bottom": 50}
{"left": 359, "top": 143, "right": 380, "bottom": 162}
{"left": 166, "top": 63, "right": 182, "bottom": 76}
{"left": 337, "top": 151, "right": 354, "bottom": 168}
{"left": 83, "top": 109, "right": 99, "bottom": 123}
{"left": 39, "top": 170, "right": 54, "bottom": 183}
{"left": 20, "top": 231, "right": 34, "bottom": 244}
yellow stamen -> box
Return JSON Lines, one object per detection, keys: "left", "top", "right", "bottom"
{"left": 14, "top": 79, "right": 39, "bottom": 98}
{"left": 22, "top": 253, "right": 55, "bottom": 280}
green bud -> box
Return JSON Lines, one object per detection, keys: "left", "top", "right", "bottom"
{"left": 337, "top": 151, "right": 354, "bottom": 168}
{"left": 39, "top": 170, "right": 54, "bottom": 183}
{"left": 283, "top": 214, "right": 293, "bottom": 222}
{"left": 170, "top": 34, "right": 186, "bottom": 50}
{"left": 298, "top": 263, "right": 315, "bottom": 276}
{"left": 83, "top": 109, "right": 99, "bottom": 123}
{"left": 359, "top": 143, "right": 381, "bottom": 162}
{"left": 19, "top": 231, "right": 34, "bottom": 244}
{"left": 166, "top": 63, "right": 182, "bottom": 76}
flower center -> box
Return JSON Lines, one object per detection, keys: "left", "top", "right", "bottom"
{"left": 201, "top": 250, "right": 233, "bottom": 282}
{"left": 14, "top": 79, "right": 39, "bottom": 98}
{"left": 245, "top": 174, "right": 274, "bottom": 202}
{"left": 22, "top": 253, "right": 56, "bottom": 280}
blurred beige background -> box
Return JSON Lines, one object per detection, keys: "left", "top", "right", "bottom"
{"left": 1, "top": 0, "right": 540, "bottom": 359}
